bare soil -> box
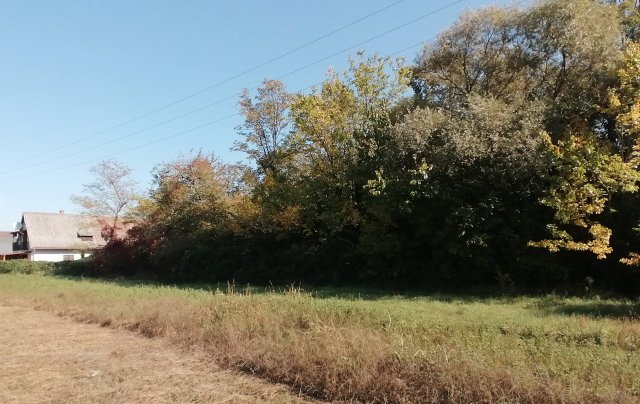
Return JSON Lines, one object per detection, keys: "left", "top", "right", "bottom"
{"left": 0, "top": 306, "right": 314, "bottom": 404}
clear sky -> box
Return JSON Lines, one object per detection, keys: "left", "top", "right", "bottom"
{"left": 0, "top": 0, "right": 512, "bottom": 229}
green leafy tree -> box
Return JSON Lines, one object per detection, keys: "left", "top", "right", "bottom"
{"left": 375, "top": 96, "right": 552, "bottom": 283}
{"left": 412, "top": 0, "right": 621, "bottom": 135}
{"left": 234, "top": 79, "right": 292, "bottom": 174}
{"left": 289, "top": 55, "right": 411, "bottom": 238}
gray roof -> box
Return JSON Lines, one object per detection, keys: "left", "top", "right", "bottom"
{"left": 22, "top": 212, "right": 109, "bottom": 250}
{"left": 0, "top": 232, "right": 13, "bottom": 254}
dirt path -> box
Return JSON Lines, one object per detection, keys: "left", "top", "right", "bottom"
{"left": 0, "top": 306, "right": 314, "bottom": 404}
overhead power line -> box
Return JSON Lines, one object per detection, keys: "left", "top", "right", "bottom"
{"left": 2, "top": 113, "right": 241, "bottom": 180}
{"left": 1, "top": 0, "right": 407, "bottom": 169}
{"left": 270, "top": 1, "right": 461, "bottom": 83}
{"left": 0, "top": 40, "right": 432, "bottom": 182}
{"left": 0, "top": 0, "right": 462, "bottom": 177}
{"left": 1, "top": 1, "right": 460, "bottom": 180}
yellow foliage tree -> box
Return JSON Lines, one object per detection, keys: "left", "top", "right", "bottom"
{"left": 530, "top": 133, "right": 640, "bottom": 259}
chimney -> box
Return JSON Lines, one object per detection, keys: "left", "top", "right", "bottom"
{"left": 59, "top": 210, "right": 64, "bottom": 214}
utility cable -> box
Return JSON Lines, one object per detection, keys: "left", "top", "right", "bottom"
{"left": 0, "top": 1, "right": 462, "bottom": 177}
{"left": 0, "top": 40, "right": 432, "bottom": 181}
{"left": 1, "top": 3, "right": 459, "bottom": 180}
{"left": 0, "top": 0, "right": 408, "bottom": 168}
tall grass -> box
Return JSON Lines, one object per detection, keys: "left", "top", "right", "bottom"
{"left": 1, "top": 273, "right": 639, "bottom": 403}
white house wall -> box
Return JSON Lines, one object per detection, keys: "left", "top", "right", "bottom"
{"left": 30, "top": 250, "right": 91, "bottom": 262}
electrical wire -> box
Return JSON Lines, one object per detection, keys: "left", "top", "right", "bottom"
{"left": 0, "top": 40, "right": 428, "bottom": 182}
{"left": 0, "top": 2, "right": 460, "bottom": 180}
{"left": 0, "top": 0, "right": 460, "bottom": 176}
{"left": 0, "top": 0, "right": 408, "bottom": 168}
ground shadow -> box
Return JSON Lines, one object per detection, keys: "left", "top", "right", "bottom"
{"left": 48, "top": 270, "right": 525, "bottom": 303}
{"left": 535, "top": 298, "right": 640, "bottom": 320}
{"left": 49, "top": 262, "right": 638, "bottom": 306}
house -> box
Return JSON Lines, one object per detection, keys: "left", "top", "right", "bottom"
{"left": 0, "top": 231, "right": 27, "bottom": 261}
{"left": 11, "top": 211, "right": 120, "bottom": 262}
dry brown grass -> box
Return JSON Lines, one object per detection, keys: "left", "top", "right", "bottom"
{"left": 0, "top": 306, "right": 314, "bottom": 404}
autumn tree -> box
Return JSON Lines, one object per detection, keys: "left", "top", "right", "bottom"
{"left": 234, "top": 79, "right": 292, "bottom": 174}
{"left": 134, "top": 152, "right": 256, "bottom": 279}
{"left": 603, "top": 41, "right": 640, "bottom": 161}
{"left": 412, "top": 0, "right": 621, "bottom": 136}
{"left": 602, "top": 41, "right": 640, "bottom": 265}
{"left": 602, "top": 0, "right": 640, "bottom": 42}
{"left": 530, "top": 133, "right": 640, "bottom": 259}
{"left": 287, "top": 54, "right": 411, "bottom": 261}
{"left": 71, "top": 159, "right": 139, "bottom": 231}
{"left": 530, "top": 41, "right": 640, "bottom": 262}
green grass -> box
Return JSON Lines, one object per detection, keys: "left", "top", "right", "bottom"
{"left": 1, "top": 273, "right": 639, "bottom": 403}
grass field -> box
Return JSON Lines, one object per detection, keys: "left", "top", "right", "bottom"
{"left": 0, "top": 273, "right": 639, "bottom": 403}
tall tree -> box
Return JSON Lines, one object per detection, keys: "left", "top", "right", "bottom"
{"left": 411, "top": 0, "right": 621, "bottom": 136}
{"left": 290, "top": 55, "right": 411, "bottom": 236}
{"left": 233, "top": 79, "right": 301, "bottom": 231}
{"left": 532, "top": 41, "right": 640, "bottom": 261}
{"left": 71, "top": 159, "right": 139, "bottom": 230}
{"left": 602, "top": 0, "right": 640, "bottom": 41}
{"left": 530, "top": 133, "right": 640, "bottom": 259}
{"left": 234, "top": 79, "right": 292, "bottom": 174}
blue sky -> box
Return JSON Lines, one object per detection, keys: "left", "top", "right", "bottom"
{"left": 0, "top": 0, "right": 511, "bottom": 229}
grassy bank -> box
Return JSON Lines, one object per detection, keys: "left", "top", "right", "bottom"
{"left": 0, "top": 274, "right": 639, "bottom": 403}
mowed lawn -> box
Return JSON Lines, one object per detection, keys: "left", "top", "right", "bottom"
{"left": 0, "top": 273, "right": 639, "bottom": 403}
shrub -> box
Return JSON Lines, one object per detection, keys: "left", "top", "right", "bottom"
{"left": 0, "top": 260, "right": 54, "bottom": 274}
{"left": 52, "top": 257, "right": 94, "bottom": 276}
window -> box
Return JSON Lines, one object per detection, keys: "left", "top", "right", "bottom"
{"left": 77, "top": 228, "right": 93, "bottom": 242}
{"left": 63, "top": 255, "right": 74, "bottom": 261}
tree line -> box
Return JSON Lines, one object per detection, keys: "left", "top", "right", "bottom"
{"left": 87, "top": 0, "right": 640, "bottom": 293}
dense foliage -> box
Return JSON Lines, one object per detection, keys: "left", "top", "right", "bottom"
{"left": 94, "top": 0, "right": 640, "bottom": 293}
